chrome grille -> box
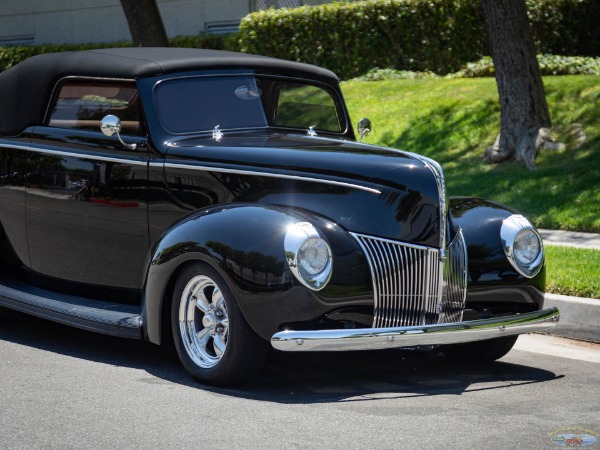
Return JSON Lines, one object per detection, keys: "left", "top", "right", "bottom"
{"left": 352, "top": 231, "right": 467, "bottom": 327}
{"left": 441, "top": 230, "right": 468, "bottom": 323}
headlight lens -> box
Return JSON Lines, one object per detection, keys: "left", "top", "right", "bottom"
{"left": 513, "top": 229, "right": 541, "bottom": 265}
{"left": 298, "top": 238, "right": 330, "bottom": 276}
{"left": 284, "top": 222, "right": 332, "bottom": 290}
{"left": 500, "top": 214, "right": 544, "bottom": 278}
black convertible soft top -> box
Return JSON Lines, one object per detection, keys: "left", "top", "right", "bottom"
{"left": 0, "top": 47, "right": 339, "bottom": 136}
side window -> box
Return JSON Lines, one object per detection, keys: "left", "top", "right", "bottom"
{"left": 48, "top": 81, "right": 143, "bottom": 136}
{"left": 273, "top": 83, "right": 342, "bottom": 132}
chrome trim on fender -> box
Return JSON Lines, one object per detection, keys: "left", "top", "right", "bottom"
{"left": 160, "top": 162, "right": 382, "bottom": 194}
{"left": 0, "top": 142, "right": 29, "bottom": 152}
{"left": 271, "top": 307, "right": 559, "bottom": 352}
{"left": 1, "top": 140, "right": 381, "bottom": 194}
{"left": 1, "top": 142, "right": 148, "bottom": 167}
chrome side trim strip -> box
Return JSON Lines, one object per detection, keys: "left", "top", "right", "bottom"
{"left": 0, "top": 141, "right": 381, "bottom": 195}
{"left": 1, "top": 142, "right": 148, "bottom": 167}
{"left": 160, "top": 162, "right": 382, "bottom": 195}
{"left": 271, "top": 307, "right": 560, "bottom": 352}
{"left": 0, "top": 142, "right": 30, "bottom": 151}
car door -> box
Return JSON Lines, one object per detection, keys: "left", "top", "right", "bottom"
{"left": 25, "top": 79, "right": 149, "bottom": 290}
{"left": 0, "top": 135, "right": 31, "bottom": 271}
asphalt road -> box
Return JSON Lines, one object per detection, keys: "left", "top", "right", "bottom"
{"left": 1, "top": 307, "right": 599, "bottom": 450}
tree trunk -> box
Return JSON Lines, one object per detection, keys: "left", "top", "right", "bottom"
{"left": 120, "top": 0, "right": 169, "bottom": 47}
{"left": 481, "top": 0, "right": 551, "bottom": 169}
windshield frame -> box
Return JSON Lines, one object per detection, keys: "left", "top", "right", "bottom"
{"left": 151, "top": 72, "right": 350, "bottom": 137}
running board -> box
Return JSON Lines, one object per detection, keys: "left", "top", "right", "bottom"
{"left": 0, "top": 277, "right": 142, "bottom": 339}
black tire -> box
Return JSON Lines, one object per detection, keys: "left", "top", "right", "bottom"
{"left": 441, "top": 336, "right": 518, "bottom": 363}
{"left": 171, "top": 262, "right": 268, "bottom": 386}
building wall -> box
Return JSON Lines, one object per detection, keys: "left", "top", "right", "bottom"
{"left": 0, "top": 1, "right": 131, "bottom": 45}
{"left": 0, "top": 0, "right": 339, "bottom": 46}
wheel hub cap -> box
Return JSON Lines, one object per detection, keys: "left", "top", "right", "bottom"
{"left": 179, "top": 275, "right": 230, "bottom": 369}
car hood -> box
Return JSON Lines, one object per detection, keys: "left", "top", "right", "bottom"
{"left": 160, "top": 133, "right": 444, "bottom": 247}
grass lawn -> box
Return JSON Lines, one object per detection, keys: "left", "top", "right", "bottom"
{"left": 545, "top": 246, "right": 600, "bottom": 299}
{"left": 342, "top": 75, "right": 600, "bottom": 232}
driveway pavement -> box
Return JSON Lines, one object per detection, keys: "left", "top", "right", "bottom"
{"left": 1, "top": 308, "right": 599, "bottom": 450}
{"left": 538, "top": 229, "right": 599, "bottom": 343}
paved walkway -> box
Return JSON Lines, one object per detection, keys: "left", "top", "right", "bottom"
{"left": 537, "top": 229, "right": 599, "bottom": 343}
{"left": 539, "top": 229, "right": 600, "bottom": 249}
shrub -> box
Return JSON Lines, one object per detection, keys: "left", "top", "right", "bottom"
{"left": 0, "top": 34, "right": 234, "bottom": 72}
{"left": 449, "top": 54, "right": 600, "bottom": 78}
{"left": 536, "top": 54, "right": 600, "bottom": 76}
{"left": 238, "top": 0, "right": 600, "bottom": 80}
{"left": 352, "top": 68, "right": 439, "bottom": 81}
{"left": 238, "top": 0, "right": 486, "bottom": 79}
{"left": 526, "top": 0, "right": 600, "bottom": 57}
{"left": 2, "top": 0, "right": 598, "bottom": 78}
{"left": 0, "top": 42, "right": 129, "bottom": 72}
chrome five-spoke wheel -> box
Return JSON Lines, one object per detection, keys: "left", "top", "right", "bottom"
{"left": 179, "top": 275, "right": 229, "bottom": 368}
{"left": 171, "top": 262, "right": 268, "bottom": 385}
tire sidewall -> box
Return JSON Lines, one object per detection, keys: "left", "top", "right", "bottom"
{"left": 171, "top": 262, "right": 249, "bottom": 384}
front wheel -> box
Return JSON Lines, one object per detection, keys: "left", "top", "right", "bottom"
{"left": 441, "top": 336, "right": 518, "bottom": 363}
{"left": 171, "top": 262, "right": 267, "bottom": 385}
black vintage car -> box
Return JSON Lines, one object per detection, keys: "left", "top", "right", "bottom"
{"left": 0, "top": 48, "right": 558, "bottom": 385}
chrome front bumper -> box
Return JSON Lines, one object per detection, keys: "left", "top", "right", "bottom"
{"left": 271, "top": 307, "right": 559, "bottom": 352}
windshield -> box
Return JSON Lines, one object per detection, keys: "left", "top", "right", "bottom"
{"left": 154, "top": 75, "right": 345, "bottom": 135}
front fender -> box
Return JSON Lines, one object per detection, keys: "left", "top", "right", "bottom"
{"left": 449, "top": 197, "right": 545, "bottom": 311}
{"left": 142, "top": 204, "right": 299, "bottom": 344}
{"left": 142, "top": 204, "right": 372, "bottom": 344}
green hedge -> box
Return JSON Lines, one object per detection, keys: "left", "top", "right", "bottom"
{"left": 238, "top": 0, "right": 486, "bottom": 79}
{"left": 3, "top": 0, "right": 598, "bottom": 79}
{"left": 0, "top": 34, "right": 234, "bottom": 72}
{"left": 526, "top": 0, "right": 600, "bottom": 57}
{"left": 238, "top": 0, "right": 600, "bottom": 79}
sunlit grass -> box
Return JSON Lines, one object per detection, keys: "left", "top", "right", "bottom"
{"left": 545, "top": 246, "right": 600, "bottom": 299}
{"left": 342, "top": 75, "right": 600, "bottom": 232}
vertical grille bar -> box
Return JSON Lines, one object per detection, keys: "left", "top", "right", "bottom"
{"left": 352, "top": 231, "right": 467, "bottom": 328}
{"left": 440, "top": 230, "right": 468, "bottom": 323}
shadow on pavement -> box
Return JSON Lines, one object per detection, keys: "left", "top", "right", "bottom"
{"left": 0, "top": 306, "right": 563, "bottom": 403}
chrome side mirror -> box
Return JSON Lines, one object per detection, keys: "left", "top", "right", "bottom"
{"left": 357, "top": 118, "right": 371, "bottom": 142}
{"left": 100, "top": 115, "right": 137, "bottom": 150}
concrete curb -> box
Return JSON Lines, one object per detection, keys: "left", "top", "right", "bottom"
{"left": 543, "top": 293, "right": 600, "bottom": 343}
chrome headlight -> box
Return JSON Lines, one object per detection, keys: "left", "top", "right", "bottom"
{"left": 284, "top": 222, "right": 332, "bottom": 290}
{"left": 500, "top": 214, "right": 544, "bottom": 278}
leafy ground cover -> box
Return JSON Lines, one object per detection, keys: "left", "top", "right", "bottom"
{"left": 342, "top": 75, "right": 600, "bottom": 232}
{"left": 545, "top": 246, "right": 600, "bottom": 299}
{"left": 353, "top": 55, "right": 600, "bottom": 80}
